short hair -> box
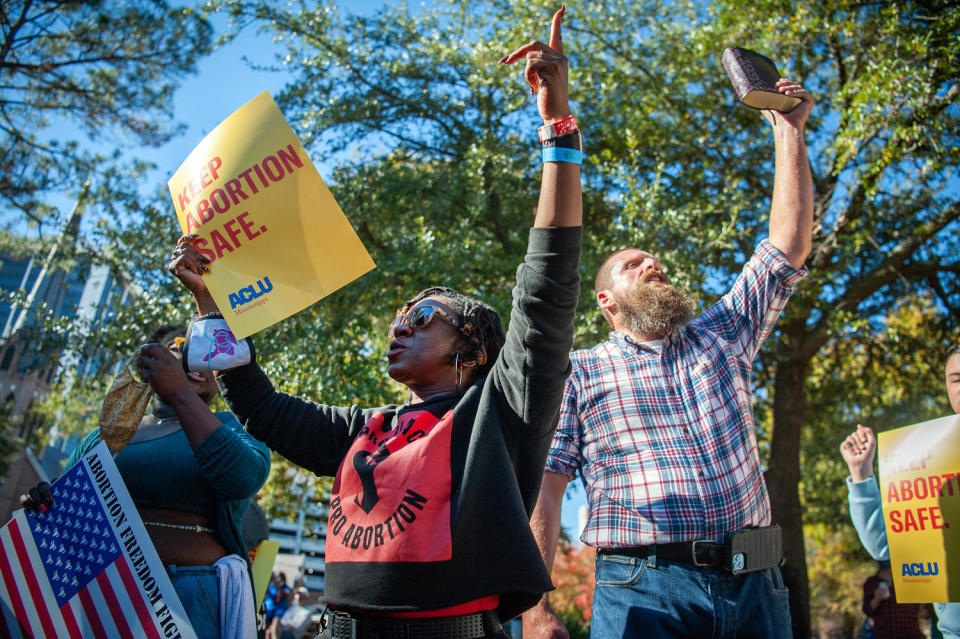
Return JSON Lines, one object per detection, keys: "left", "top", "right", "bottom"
{"left": 594, "top": 248, "right": 636, "bottom": 300}
{"left": 402, "top": 286, "right": 505, "bottom": 379}
{"left": 948, "top": 344, "right": 960, "bottom": 363}
{"left": 146, "top": 324, "right": 185, "bottom": 346}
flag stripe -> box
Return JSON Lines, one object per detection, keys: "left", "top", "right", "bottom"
{"left": 88, "top": 578, "right": 127, "bottom": 639}
{"left": 95, "top": 571, "right": 135, "bottom": 639}
{"left": 0, "top": 534, "right": 29, "bottom": 639}
{"left": 10, "top": 516, "right": 72, "bottom": 639}
{"left": 104, "top": 562, "right": 147, "bottom": 639}
{"left": 65, "top": 597, "right": 96, "bottom": 639}
{"left": 76, "top": 586, "right": 109, "bottom": 639}
{"left": 4, "top": 521, "right": 47, "bottom": 637}
{"left": 114, "top": 558, "right": 162, "bottom": 639}
{"left": 0, "top": 526, "right": 32, "bottom": 639}
{"left": 0, "top": 570, "right": 30, "bottom": 639}
{"left": 9, "top": 519, "right": 60, "bottom": 639}
{"left": 58, "top": 598, "right": 82, "bottom": 639}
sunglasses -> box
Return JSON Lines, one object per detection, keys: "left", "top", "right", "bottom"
{"left": 389, "top": 302, "right": 460, "bottom": 338}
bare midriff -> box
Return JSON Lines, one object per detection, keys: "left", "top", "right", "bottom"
{"left": 138, "top": 507, "right": 227, "bottom": 566}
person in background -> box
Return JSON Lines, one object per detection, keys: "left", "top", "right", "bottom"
{"left": 841, "top": 343, "right": 960, "bottom": 638}
{"left": 861, "top": 560, "right": 927, "bottom": 639}
{"left": 266, "top": 571, "right": 292, "bottom": 639}
{"left": 20, "top": 323, "right": 271, "bottom": 638}
{"left": 280, "top": 587, "right": 314, "bottom": 639}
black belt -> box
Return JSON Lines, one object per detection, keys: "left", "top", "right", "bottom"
{"left": 328, "top": 609, "right": 502, "bottom": 639}
{"left": 599, "top": 540, "right": 728, "bottom": 569}
{"left": 598, "top": 525, "right": 784, "bottom": 575}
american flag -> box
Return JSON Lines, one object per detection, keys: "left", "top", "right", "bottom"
{"left": 0, "top": 442, "right": 196, "bottom": 639}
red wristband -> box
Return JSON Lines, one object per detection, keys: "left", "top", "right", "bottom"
{"left": 538, "top": 115, "right": 578, "bottom": 143}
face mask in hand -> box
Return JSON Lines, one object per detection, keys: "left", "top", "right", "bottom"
{"left": 99, "top": 361, "right": 153, "bottom": 453}
{"left": 182, "top": 316, "right": 251, "bottom": 373}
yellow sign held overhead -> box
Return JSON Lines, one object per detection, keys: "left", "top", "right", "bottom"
{"left": 167, "top": 91, "right": 375, "bottom": 338}
{"left": 878, "top": 414, "right": 960, "bottom": 602}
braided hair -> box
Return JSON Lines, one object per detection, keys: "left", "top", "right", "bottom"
{"left": 402, "top": 286, "right": 505, "bottom": 380}
{"left": 146, "top": 324, "right": 186, "bottom": 346}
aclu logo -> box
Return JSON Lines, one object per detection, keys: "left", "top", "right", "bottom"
{"left": 902, "top": 561, "right": 939, "bottom": 577}
{"left": 229, "top": 276, "right": 273, "bottom": 309}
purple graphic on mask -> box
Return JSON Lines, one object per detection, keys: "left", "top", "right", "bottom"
{"left": 203, "top": 328, "right": 238, "bottom": 362}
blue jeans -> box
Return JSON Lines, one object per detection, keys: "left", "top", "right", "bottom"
{"left": 591, "top": 551, "right": 791, "bottom": 638}
{"left": 167, "top": 565, "right": 221, "bottom": 639}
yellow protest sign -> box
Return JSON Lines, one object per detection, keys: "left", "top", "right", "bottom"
{"left": 877, "top": 414, "right": 960, "bottom": 602}
{"left": 248, "top": 539, "right": 280, "bottom": 610}
{"left": 167, "top": 92, "right": 375, "bottom": 338}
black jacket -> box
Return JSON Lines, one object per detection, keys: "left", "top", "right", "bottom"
{"left": 218, "top": 226, "right": 581, "bottom": 620}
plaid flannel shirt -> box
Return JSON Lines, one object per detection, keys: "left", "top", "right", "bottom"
{"left": 546, "top": 239, "right": 807, "bottom": 547}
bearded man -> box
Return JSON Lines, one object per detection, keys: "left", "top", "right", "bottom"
{"left": 523, "top": 78, "right": 816, "bottom": 639}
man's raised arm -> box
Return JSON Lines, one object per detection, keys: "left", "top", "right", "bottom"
{"left": 764, "top": 78, "right": 815, "bottom": 268}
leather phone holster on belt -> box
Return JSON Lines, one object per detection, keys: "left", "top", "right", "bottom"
{"left": 725, "top": 524, "right": 782, "bottom": 574}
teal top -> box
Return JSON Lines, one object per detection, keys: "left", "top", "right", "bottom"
{"left": 66, "top": 411, "right": 271, "bottom": 564}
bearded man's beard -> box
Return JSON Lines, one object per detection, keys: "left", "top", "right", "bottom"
{"left": 617, "top": 283, "right": 696, "bottom": 339}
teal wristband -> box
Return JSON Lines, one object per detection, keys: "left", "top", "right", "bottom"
{"left": 541, "top": 147, "right": 583, "bottom": 165}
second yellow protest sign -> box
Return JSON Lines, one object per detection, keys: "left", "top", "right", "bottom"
{"left": 167, "top": 91, "right": 375, "bottom": 338}
{"left": 878, "top": 414, "right": 960, "bottom": 602}
{"left": 248, "top": 539, "right": 280, "bottom": 610}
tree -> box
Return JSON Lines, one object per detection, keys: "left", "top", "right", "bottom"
{"left": 549, "top": 537, "right": 594, "bottom": 639}
{"left": 0, "top": 0, "right": 212, "bottom": 236}
{"left": 0, "top": 400, "right": 25, "bottom": 478}
{"left": 805, "top": 522, "right": 875, "bottom": 639}
{"left": 0, "top": 0, "right": 212, "bottom": 447}
{"left": 799, "top": 296, "right": 954, "bottom": 530}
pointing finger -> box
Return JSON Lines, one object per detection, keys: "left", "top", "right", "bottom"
{"left": 549, "top": 5, "right": 565, "bottom": 53}
{"left": 499, "top": 40, "right": 547, "bottom": 65}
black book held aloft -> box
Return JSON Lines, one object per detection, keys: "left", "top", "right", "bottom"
{"left": 721, "top": 46, "right": 801, "bottom": 113}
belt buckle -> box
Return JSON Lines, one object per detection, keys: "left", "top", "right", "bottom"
{"left": 690, "top": 540, "right": 712, "bottom": 567}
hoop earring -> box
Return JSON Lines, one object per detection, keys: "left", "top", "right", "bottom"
{"left": 454, "top": 352, "right": 462, "bottom": 392}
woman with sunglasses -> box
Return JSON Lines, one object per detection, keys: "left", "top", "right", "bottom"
{"left": 154, "top": 8, "right": 580, "bottom": 638}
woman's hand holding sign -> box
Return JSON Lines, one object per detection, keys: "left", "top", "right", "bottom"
{"left": 168, "top": 234, "right": 220, "bottom": 315}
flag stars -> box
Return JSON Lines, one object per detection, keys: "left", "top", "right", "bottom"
{"left": 26, "top": 461, "right": 125, "bottom": 608}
